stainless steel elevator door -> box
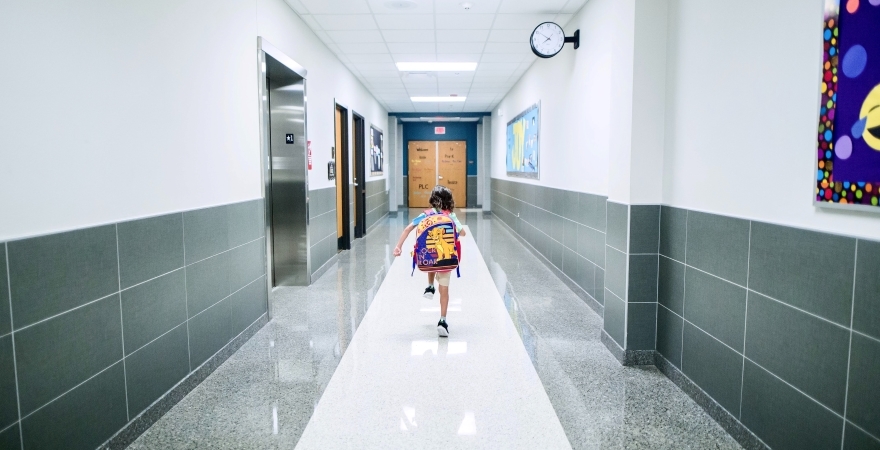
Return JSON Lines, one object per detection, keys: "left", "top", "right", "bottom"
{"left": 267, "top": 56, "right": 309, "bottom": 286}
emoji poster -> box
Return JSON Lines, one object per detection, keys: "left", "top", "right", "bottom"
{"left": 506, "top": 103, "right": 540, "bottom": 179}
{"left": 816, "top": 0, "right": 880, "bottom": 210}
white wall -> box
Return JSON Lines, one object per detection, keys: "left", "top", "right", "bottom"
{"left": 663, "top": 0, "right": 880, "bottom": 240}
{"left": 491, "top": 0, "right": 615, "bottom": 195}
{"left": 0, "top": 0, "right": 386, "bottom": 241}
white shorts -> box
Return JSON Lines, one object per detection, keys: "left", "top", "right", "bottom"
{"left": 435, "top": 271, "right": 451, "bottom": 286}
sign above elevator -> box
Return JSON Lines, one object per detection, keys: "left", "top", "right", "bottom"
{"left": 286, "top": 134, "right": 295, "bottom": 144}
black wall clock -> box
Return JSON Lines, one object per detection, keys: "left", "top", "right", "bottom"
{"left": 530, "top": 22, "right": 580, "bottom": 58}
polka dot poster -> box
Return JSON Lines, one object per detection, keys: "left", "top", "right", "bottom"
{"left": 816, "top": 0, "right": 880, "bottom": 210}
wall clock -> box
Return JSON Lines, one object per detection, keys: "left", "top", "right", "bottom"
{"left": 530, "top": 22, "right": 579, "bottom": 58}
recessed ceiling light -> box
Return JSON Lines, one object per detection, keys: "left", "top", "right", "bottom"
{"left": 397, "top": 62, "right": 478, "bottom": 72}
{"left": 411, "top": 96, "right": 467, "bottom": 102}
{"left": 384, "top": 0, "right": 417, "bottom": 10}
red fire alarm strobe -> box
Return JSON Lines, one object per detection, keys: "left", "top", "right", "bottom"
{"left": 435, "top": 127, "right": 446, "bottom": 135}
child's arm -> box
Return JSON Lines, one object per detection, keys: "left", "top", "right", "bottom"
{"left": 392, "top": 224, "right": 415, "bottom": 257}
{"left": 450, "top": 213, "right": 467, "bottom": 236}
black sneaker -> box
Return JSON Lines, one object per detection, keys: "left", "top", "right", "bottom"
{"left": 437, "top": 319, "right": 449, "bottom": 337}
{"left": 423, "top": 285, "right": 436, "bottom": 299}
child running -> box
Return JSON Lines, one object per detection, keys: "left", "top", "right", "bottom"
{"left": 393, "top": 185, "right": 466, "bottom": 337}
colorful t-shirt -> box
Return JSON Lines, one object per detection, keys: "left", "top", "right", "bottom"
{"left": 411, "top": 208, "right": 463, "bottom": 230}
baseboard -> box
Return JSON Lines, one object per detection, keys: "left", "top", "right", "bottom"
{"left": 482, "top": 210, "right": 493, "bottom": 217}
{"left": 100, "top": 313, "right": 269, "bottom": 449}
{"left": 654, "top": 355, "right": 769, "bottom": 450}
{"left": 311, "top": 252, "right": 340, "bottom": 282}
{"left": 601, "top": 329, "right": 626, "bottom": 364}
{"left": 493, "top": 216, "right": 604, "bottom": 317}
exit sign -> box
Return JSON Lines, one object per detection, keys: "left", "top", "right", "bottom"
{"left": 435, "top": 127, "right": 446, "bottom": 135}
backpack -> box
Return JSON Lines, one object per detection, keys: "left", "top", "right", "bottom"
{"left": 411, "top": 209, "right": 462, "bottom": 277}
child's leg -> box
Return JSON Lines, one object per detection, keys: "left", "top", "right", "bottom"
{"left": 427, "top": 272, "right": 435, "bottom": 286}
{"left": 439, "top": 285, "right": 449, "bottom": 317}
{"left": 437, "top": 272, "right": 451, "bottom": 317}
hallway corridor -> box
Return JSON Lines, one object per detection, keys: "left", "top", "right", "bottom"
{"left": 130, "top": 212, "right": 739, "bottom": 449}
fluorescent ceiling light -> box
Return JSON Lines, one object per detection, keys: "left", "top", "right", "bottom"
{"left": 397, "top": 62, "right": 477, "bottom": 72}
{"left": 411, "top": 96, "right": 467, "bottom": 102}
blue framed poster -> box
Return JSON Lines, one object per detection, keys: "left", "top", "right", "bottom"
{"left": 506, "top": 103, "right": 540, "bottom": 179}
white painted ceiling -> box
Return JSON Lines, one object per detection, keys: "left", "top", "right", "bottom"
{"left": 283, "top": 0, "right": 588, "bottom": 113}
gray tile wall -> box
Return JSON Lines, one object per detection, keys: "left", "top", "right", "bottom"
{"left": 365, "top": 179, "right": 389, "bottom": 233}
{"left": 0, "top": 199, "right": 268, "bottom": 449}
{"left": 490, "top": 178, "right": 606, "bottom": 314}
{"left": 309, "top": 187, "right": 337, "bottom": 277}
{"left": 655, "top": 206, "right": 880, "bottom": 449}
{"left": 467, "top": 175, "right": 478, "bottom": 208}
{"left": 603, "top": 203, "right": 660, "bottom": 356}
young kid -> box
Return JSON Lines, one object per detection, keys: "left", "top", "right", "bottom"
{"left": 393, "top": 185, "right": 466, "bottom": 337}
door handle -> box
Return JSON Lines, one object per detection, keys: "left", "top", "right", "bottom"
{"left": 438, "top": 176, "right": 444, "bottom": 180}
{"left": 353, "top": 183, "right": 359, "bottom": 186}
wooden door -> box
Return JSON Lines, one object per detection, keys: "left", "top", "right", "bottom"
{"left": 408, "top": 141, "right": 437, "bottom": 208}
{"left": 438, "top": 141, "right": 467, "bottom": 208}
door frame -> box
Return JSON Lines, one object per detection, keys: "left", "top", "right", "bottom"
{"left": 258, "top": 37, "right": 310, "bottom": 317}
{"left": 335, "top": 102, "right": 352, "bottom": 250}
{"left": 352, "top": 112, "right": 367, "bottom": 239}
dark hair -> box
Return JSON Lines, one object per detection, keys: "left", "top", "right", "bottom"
{"left": 429, "top": 185, "right": 455, "bottom": 211}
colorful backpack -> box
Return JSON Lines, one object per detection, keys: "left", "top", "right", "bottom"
{"left": 411, "top": 209, "right": 462, "bottom": 277}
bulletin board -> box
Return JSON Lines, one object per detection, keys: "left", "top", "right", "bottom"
{"left": 370, "top": 126, "right": 384, "bottom": 176}
{"left": 815, "top": 0, "right": 880, "bottom": 211}
{"left": 506, "top": 103, "right": 540, "bottom": 179}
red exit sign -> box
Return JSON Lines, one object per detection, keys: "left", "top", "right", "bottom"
{"left": 435, "top": 126, "right": 446, "bottom": 135}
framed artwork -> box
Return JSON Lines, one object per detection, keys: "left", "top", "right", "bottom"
{"left": 370, "top": 125, "right": 384, "bottom": 176}
{"left": 506, "top": 103, "right": 540, "bottom": 179}
{"left": 816, "top": 0, "right": 880, "bottom": 211}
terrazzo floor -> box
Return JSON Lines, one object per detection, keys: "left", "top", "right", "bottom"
{"left": 129, "top": 211, "right": 741, "bottom": 450}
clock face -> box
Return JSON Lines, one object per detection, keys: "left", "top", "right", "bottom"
{"left": 530, "top": 22, "right": 565, "bottom": 58}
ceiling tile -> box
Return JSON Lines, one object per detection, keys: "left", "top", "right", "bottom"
{"left": 436, "top": 42, "right": 485, "bottom": 54}
{"left": 497, "top": 0, "right": 568, "bottom": 14}
{"left": 435, "top": 30, "right": 490, "bottom": 43}
{"left": 337, "top": 42, "right": 391, "bottom": 54}
{"left": 434, "top": 0, "right": 502, "bottom": 13}
{"left": 435, "top": 71, "right": 474, "bottom": 80}
{"left": 483, "top": 42, "right": 529, "bottom": 54}
{"left": 313, "top": 14, "right": 378, "bottom": 30}
{"left": 392, "top": 53, "right": 438, "bottom": 62}
{"left": 300, "top": 0, "right": 371, "bottom": 14}
{"left": 387, "top": 42, "right": 436, "bottom": 53}
{"left": 480, "top": 53, "right": 528, "bottom": 63}
{"left": 435, "top": 14, "right": 495, "bottom": 29}
{"left": 367, "top": 0, "right": 434, "bottom": 14}
{"left": 373, "top": 14, "right": 434, "bottom": 30}
{"left": 300, "top": 14, "right": 322, "bottom": 30}
{"left": 358, "top": 70, "right": 401, "bottom": 77}
{"left": 561, "top": 0, "right": 588, "bottom": 14}
{"left": 475, "top": 62, "right": 520, "bottom": 71}
{"left": 492, "top": 14, "right": 554, "bottom": 29}
{"left": 353, "top": 62, "right": 398, "bottom": 71}
{"left": 345, "top": 53, "right": 394, "bottom": 62}
{"left": 488, "top": 29, "right": 527, "bottom": 42}
{"left": 381, "top": 30, "right": 435, "bottom": 43}
{"left": 284, "top": 0, "right": 309, "bottom": 14}
{"left": 326, "top": 30, "right": 385, "bottom": 43}
{"left": 435, "top": 54, "right": 481, "bottom": 62}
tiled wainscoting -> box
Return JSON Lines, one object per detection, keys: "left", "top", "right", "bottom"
{"left": 602, "top": 202, "right": 660, "bottom": 366}
{"left": 0, "top": 199, "right": 269, "bottom": 450}
{"left": 309, "top": 187, "right": 337, "bottom": 280}
{"left": 365, "top": 179, "right": 390, "bottom": 233}
{"left": 467, "top": 175, "right": 478, "bottom": 208}
{"left": 490, "top": 178, "right": 607, "bottom": 314}
{"left": 490, "top": 177, "right": 880, "bottom": 450}
{"left": 653, "top": 206, "right": 880, "bottom": 450}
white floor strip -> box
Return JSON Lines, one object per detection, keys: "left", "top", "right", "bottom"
{"left": 295, "top": 231, "right": 572, "bottom": 449}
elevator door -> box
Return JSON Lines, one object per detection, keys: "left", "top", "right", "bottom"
{"left": 408, "top": 141, "right": 467, "bottom": 208}
{"left": 267, "top": 55, "right": 309, "bottom": 286}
